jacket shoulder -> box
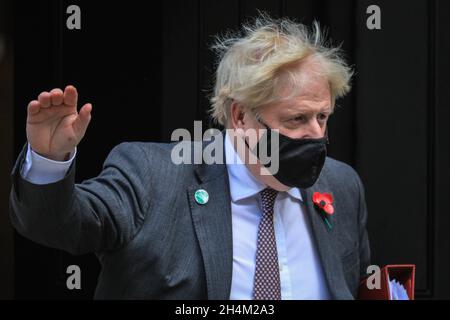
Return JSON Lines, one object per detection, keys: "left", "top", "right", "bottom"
{"left": 106, "top": 141, "right": 201, "bottom": 180}
{"left": 323, "top": 156, "right": 358, "bottom": 177}
{"left": 320, "top": 157, "right": 364, "bottom": 194}
{"left": 108, "top": 141, "right": 178, "bottom": 162}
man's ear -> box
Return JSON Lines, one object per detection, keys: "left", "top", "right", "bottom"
{"left": 230, "top": 101, "right": 246, "bottom": 129}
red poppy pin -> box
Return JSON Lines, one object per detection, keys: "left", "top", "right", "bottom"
{"left": 312, "top": 192, "right": 334, "bottom": 230}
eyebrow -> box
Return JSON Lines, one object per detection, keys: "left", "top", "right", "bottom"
{"left": 282, "top": 105, "right": 333, "bottom": 116}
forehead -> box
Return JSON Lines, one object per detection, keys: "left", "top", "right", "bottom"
{"left": 264, "top": 97, "right": 331, "bottom": 119}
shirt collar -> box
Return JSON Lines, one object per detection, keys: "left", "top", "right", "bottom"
{"left": 224, "top": 131, "right": 303, "bottom": 203}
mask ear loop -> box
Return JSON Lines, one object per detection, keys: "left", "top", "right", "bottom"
{"left": 253, "top": 112, "right": 270, "bottom": 131}
{"left": 324, "top": 126, "right": 329, "bottom": 144}
{"left": 243, "top": 111, "right": 271, "bottom": 159}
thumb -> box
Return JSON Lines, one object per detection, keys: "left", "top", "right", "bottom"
{"left": 73, "top": 103, "right": 92, "bottom": 135}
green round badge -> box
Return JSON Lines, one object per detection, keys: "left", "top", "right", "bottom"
{"left": 194, "top": 189, "right": 209, "bottom": 205}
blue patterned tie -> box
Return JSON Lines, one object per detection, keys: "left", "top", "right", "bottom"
{"left": 253, "top": 187, "right": 281, "bottom": 300}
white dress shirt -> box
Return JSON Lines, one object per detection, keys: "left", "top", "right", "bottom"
{"left": 224, "top": 133, "right": 330, "bottom": 300}
{"left": 21, "top": 137, "right": 331, "bottom": 299}
{"left": 21, "top": 143, "right": 77, "bottom": 184}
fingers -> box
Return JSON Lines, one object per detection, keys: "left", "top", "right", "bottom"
{"left": 37, "top": 86, "right": 71, "bottom": 109}
{"left": 73, "top": 103, "right": 92, "bottom": 134}
{"left": 27, "top": 100, "right": 41, "bottom": 116}
{"left": 50, "top": 88, "right": 64, "bottom": 105}
{"left": 63, "top": 85, "right": 78, "bottom": 107}
{"left": 38, "top": 92, "right": 51, "bottom": 108}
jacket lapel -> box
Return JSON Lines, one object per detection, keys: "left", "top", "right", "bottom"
{"left": 301, "top": 185, "right": 354, "bottom": 300}
{"left": 188, "top": 158, "right": 233, "bottom": 300}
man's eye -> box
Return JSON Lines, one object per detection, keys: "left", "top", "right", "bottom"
{"left": 318, "top": 113, "right": 329, "bottom": 121}
{"left": 290, "top": 115, "right": 306, "bottom": 123}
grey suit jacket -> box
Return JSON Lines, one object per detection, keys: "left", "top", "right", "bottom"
{"left": 9, "top": 135, "right": 370, "bottom": 300}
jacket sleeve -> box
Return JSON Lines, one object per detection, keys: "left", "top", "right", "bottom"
{"left": 9, "top": 142, "right": 151, "bottom": 255}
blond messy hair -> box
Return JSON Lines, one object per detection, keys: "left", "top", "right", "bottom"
{"left": 209, "top": 13, "right": 353, "bottom": 126}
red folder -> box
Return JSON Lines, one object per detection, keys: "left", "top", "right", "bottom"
{"left": 357, "top": 264, "right": 416, "bottom": 300}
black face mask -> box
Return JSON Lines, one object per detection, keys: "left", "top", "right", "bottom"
{"left": 246, "top": 120, "right": 328, "bottom": 189}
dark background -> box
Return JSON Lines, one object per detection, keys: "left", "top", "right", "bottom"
{"left": 0, "top": 0, "right": 449, "bottom": 299}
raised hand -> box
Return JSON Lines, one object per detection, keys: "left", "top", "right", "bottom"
{"left": 26, "top": 85, "right": 92, "bottom": 161}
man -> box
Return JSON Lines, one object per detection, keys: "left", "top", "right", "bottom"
{"left": 10, "top": 15, "right": 370, "bottom": 299}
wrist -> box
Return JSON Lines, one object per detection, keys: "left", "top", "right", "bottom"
{"left": 34, "top": 150, "right": 72, "bottom": 162}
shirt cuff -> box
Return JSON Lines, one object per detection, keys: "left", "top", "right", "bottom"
{"left": 21, "top": 143, "right": 77, "bottom": 185}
